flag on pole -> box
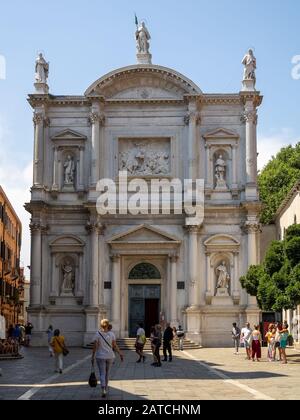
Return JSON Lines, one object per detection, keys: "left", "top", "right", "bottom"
{"left": 135, "top": 13, "right": 138, "bottom": 26}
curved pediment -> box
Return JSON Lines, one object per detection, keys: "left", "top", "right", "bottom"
{"left": 204, "top": 234, "right": 240, "bottom": 251}
{"left": 50, "top": 235, "right": 85, "bottom": 252}
{"left": 85, "top": 65, "right": 202, "bottom": 99}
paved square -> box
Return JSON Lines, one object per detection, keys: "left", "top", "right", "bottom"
{"left": 0, "top": 346, "right": 299, "bottom": 400}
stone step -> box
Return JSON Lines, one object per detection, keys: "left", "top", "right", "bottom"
{"left": 84, "top": 338, "right": 201, "bottom": 350}
{"left": 0, "top": 354, "right": 23, "bottom": 361}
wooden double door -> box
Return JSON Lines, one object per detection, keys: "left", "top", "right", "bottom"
{"left": 128, "top": 284, "right": 160, "bottom": 337}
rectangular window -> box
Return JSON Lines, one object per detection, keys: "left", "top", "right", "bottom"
{"left": 177, "top": 281, "right": 185, "bottom": 289}
{"left": 104, "top": 281, "right": 112, "bottom": 289}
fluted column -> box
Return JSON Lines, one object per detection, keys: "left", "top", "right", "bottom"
{"left": 79, "top": 146, "right": 84, "bottom": 189}
{"left": 89, "top": 111, "right": 100, "bottom": 186}
{"left": 169, "top": 255, "right": 178, "bottom": 324}
{"left": 29, "top": 222, "right": 42, "bottom": 306}
{"left": 244, "top": 219, "right": 261, "bottom": 305}
{"left": 52, "top": 146, "right": 59, "bottom": 190}
{"left": 186, "top": 226, "right": 199, "bottom": 307}
{"left": 88, "top": 222, "right": 102, "bottom": 307}
{"left": 243, "top": 103, "right": 257, "bottom": 185}
{"left": 98, "top": 225, "right": 105, "bottom": 306}
{"left": 33, "top": 112, "right": 46, "bottom": 187}
{"left": 185, "top": 100, "right": 200, "bottom": 180}
{"left": 111, "top": 255, "right": 121, "bottom": 325}
{"left": 232, "top": 144, "right": 237, "bottom": 186}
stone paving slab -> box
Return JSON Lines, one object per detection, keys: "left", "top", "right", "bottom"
{"left": 0, "top": 345, "right": 299, "bottom": 400}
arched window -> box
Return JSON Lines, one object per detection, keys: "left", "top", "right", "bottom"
{"left": 128, "top": 263, "right": 161, "bottom": 279}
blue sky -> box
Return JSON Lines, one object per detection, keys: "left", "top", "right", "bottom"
{"left": 0, "top": 0, "right": 300, "bottom": 275}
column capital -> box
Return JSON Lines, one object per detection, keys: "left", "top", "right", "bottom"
{"left": 184, "top": 111, "right": 201, "bottom": 126}
{"left": 242, "top": 220, "right": 261, "bottom": 234}
{"left": 169, "top": 255, "right": 179, "bottom": 263}
{"left": 85, "top": 221, "right": 105, "bottom": 235}
{"left": 110, "top": 254, "right": 120, "bottom": 262}
{"left": 29, "top": 222, "right": 48, "bottom": 233}
{"left": 241, "top": 110, "right": 257, "bottom": 124}
{"left": 89, "top": 112, "right": 105, "bottom": 126}
{"left": 184, "top": 225, "right": 201, "bottom": 234}
{"left": 33, "top": 112, "right": 44, "bottom": 126}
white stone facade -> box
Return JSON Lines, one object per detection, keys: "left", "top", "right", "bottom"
{"left": 26, "top": 62, "right": 262, "bottom": 347}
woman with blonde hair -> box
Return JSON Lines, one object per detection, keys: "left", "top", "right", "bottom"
{"left": 91, "top": 319, "right": 124, "bottom": 398}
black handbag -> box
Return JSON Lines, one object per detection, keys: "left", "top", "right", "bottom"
{"left": 89, "top": 368, "right": 98, "bottom": 388}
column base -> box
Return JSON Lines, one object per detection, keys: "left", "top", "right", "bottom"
{"left": 185, "top": 306, "right": 201, "bottom": 345}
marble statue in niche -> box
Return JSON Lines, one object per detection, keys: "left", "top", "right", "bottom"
{"left": 63, "top": 155, "right": 75, "bottom": 185}
{"left": 215, "top": 154, "right": 227, "bottom": 189}
{"left": 61, "top": 258, "right": 75, "bottom": 295}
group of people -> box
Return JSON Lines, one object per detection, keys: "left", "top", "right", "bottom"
{"left": 89, "top": 319, "right": 186, "bottom": 398}
{"left": 232, "top": 321, "right": 290, "bottom": 363}
{"left": 0, "top": 322, "right": 34, "bottom": 356}
{"left": 135, "top": 322, "right": 185, "bottom": 367}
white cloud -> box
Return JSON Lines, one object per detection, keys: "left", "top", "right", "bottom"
{"left": 0, "top": 115, "right": 32, "bottom": 279}
{"left": 257, "top": 129, "right": 299, "bottom": 171}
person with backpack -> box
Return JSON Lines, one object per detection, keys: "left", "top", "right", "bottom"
{"left": 135, "top": 322, "right": 146, "bottom": 363}
{"left": 163, "top": 322, "right": 174, "bottom": 361}
{"left": 176, "top": 325, "right": 185, "bottom": 351}
{"left": 232, "top": 322, "right": 241, "bottom": 354}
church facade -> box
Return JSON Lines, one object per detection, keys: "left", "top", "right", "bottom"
{"left": 26, "top": 29, "right": 262, "bottom": 346}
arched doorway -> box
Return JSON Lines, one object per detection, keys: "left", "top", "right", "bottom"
{"left": 128, "top": 263, "right": 161, "bottom": 337}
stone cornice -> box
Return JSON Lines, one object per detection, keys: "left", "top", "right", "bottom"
{"left": 28, "top": 94, "right": 91, "bottom": 108}
{"left": 239, "top": 91, "right": 263, "bottom": 107}
{"left": 200, "top": 94, "right": 242, "bottom": 105}
{"left": 27, "top": 92, "right": 261, "bottom": 108}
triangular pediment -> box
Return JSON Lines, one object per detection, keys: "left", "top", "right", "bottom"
{"left": 203, "top": 128, "right": 239, "bottom": 139}
{"left": 107, "top": 224, "right": 181, "bottom": 244}
{"left": 51, "top": 129, "right": 87, "bottom": 141}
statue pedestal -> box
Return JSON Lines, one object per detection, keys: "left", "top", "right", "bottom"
{"left": 212, "top": 288, "right": 232, "bottom": 306}
{"left": 216, "top": 287, "right": 229, "bottom": 297}
{"left": 241, "top": 79, "right": 256, "bottom": 92}
{"left": 211, "top": 188, "right": 232, "bottom": 200}
{"left": 34, "top": 82, "right": 49, "bottom": 94}
{"left": 63, "top": 182, "right": 75, "bottom": 192}
{"left": 137, "top": 53, "right": 152, "bottom": 65}
{"left": 216, "top": 180, "right": 227, "bottom": 189}
{"left": 60, "top": 290, "right": 74, "bottom": 297}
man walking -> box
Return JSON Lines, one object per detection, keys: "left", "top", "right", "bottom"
{"left": 232, "top": 322, "right": 241, "bottom": 354}
{"left": 241, "top": 322, "right": 252, "bottom": 360}
{"left": 163, "top": 322, "right": 173, "bottom": 361}
{"left": 176, "top": 325, "right": 185, "bottom": 351}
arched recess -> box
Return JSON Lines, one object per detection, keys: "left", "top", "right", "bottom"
{"left": 49, "top": 235, "right": 85, "bottom": 301}
{"left": 128, "top": 262, "right": 161, "bottom": 279}
{"left": 204, "top": 234, "right": 240, "bottom": 304}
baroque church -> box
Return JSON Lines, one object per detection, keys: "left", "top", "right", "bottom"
{"left": 26, "top": 23, "right": 262, "bottom": 346}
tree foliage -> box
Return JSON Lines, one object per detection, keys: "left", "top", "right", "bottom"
{"left": 258, "top": 142, "right": 300, "bottom": 224}
{"left": 240, "top": 224, "right": 300, "bottom": 311}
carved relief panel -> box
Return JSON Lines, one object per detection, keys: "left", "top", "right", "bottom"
{"left": 118, "top": 138, "right": 171, "bottom": 177}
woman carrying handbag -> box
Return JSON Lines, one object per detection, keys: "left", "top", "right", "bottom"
{"left": 91, "top": 319, "right": 124, "bottom": 398}
{"left": 51, "top": 329, "right": 68, "bottom": 374}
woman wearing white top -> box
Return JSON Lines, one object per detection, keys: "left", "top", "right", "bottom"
{"left": 91, "top": 319, "right": 124, "bottom": 398}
